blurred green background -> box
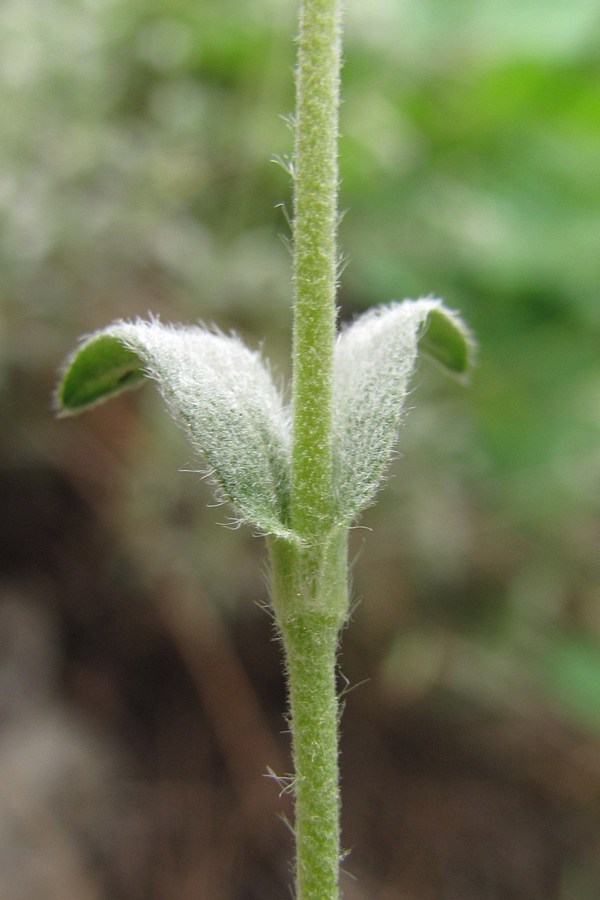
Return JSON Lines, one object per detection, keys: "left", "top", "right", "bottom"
{"left": 1, "top": 0, "right": 600, "bottom": 897}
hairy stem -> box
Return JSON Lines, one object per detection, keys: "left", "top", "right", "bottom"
{"left": 276, "top": 0, "right": 346, "bottom": 895}
{"left": 291, "top": 0, "right": 342, "bottom": 538}
{"left": 269, "top": 532, "right": 348, "bottom": 900}
{"left": 285, "top": 618, "right": 340, "bottom": 898}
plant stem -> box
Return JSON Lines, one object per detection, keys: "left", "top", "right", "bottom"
{"left": 291, "top": 0, "right": 342, "bottom": 539}
{"left": 273, "top": 0, "right": 346, "bottom": 895}
{"left": 269, "top": 532, "right": 348, "bottom": 900}
{"left": 284, "top": 617, "right": 340, "bottom": 898}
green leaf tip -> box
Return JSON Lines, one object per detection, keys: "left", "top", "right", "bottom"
{"left": 417, "top": 302, "right": 474, "bottom": 378}
{"left": 56, "top": 332, "right": 146, "bottom": 415}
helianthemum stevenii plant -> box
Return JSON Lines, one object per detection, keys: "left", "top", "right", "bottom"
{"left": 56, "top": 0, "right": 473, "bottom": 897}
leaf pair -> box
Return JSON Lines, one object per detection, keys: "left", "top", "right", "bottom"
{"left": 57, "top": 300, "right": 472, "bottom": 540}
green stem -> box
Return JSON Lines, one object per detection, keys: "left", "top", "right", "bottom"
{"left": 285, "top": 619, "right": 340, "bottom": 898}
{"left": 269, "top": 532, "right": 348, "bottom": 900}
{"left": 274, "top": 0, "right": 345, "bottom": 895}
{"left": 291, "top": 0, "right": 342, "bottom": 538}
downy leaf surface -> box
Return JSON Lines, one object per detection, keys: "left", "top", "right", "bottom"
{"left": 57, "top": 320, "right": 293, "bottom": 537}
{"left": 332, "top": 299, "right": 472, "bottom": 523}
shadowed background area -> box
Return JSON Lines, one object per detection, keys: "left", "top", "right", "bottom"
{"left": 1, "top": 0, "right": 600, "bottom": 896}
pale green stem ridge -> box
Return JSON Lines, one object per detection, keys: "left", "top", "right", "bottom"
{"left": 291, "top": 0, "right": 342, "bottom": 538}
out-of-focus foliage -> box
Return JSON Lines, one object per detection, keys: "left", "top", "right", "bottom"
{"left": 338, "top": 0, "right": 600, "bottom": 742}
{"left": 0, "top": 0, "right": 297, "bottom": 351}
{"left": 2, "top": 0, "right": 600, "bottom": 894}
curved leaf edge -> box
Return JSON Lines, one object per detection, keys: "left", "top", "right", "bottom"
{"left": 415, "top": 299, "right": 475, "bottom": 380}
{"left": 56, "top": 327, "right": 147, "bottom": 416}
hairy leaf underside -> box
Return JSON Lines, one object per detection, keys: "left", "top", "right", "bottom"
{"left": 332, "top": 299, "right": 472, "bottom": 522}
{"left": 57, "top": 301, "right": 472, "bottom": 537}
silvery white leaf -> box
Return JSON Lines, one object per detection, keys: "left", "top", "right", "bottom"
{"left": 332, "top": 299, "right": 472, "bottom": 523}
{"left": 57, "top": 320, "right": 293, "bottom": 538}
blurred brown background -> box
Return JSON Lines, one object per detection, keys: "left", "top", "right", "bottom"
{"left": 2, "top": 0, "right": 600, "bottom": 896}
